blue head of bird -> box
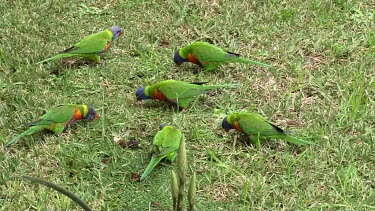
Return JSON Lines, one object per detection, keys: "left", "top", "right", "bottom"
{"left": 84, "top": 105, "right": 99, "bottom": 121}
{"left": 174, "top": 49, "right": 187, "bottom": 65}
{"left": 136, "top": 87, "right": 149, "bottom": 101}
{"left": 222, "top": 116, "right": 233, "bottom": 132}
{"left": 109, "top": 26, "right": 123, "bottom": 40}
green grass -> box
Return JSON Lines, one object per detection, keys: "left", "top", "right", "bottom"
{"left": 1, "top": 0, "right": 374, "bottom": 210}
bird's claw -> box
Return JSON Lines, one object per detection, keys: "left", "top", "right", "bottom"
{"left": 134, "top": 101, "right": 143, "bottom": 106}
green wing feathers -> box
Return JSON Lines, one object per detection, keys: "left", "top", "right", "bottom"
{"left": 156, "top": 80, "right": 238, "bottom": 98}
{"left": 174, "top": 82, "right": 239, "bottom": 99}
{"left": 155, "top": 80, "right": 238, "bottom": 108}
{"left": 156, "top": 127, "right": 181, "bottom": 150}
{"left": 36, "top": 104, "right": 75, "bottom": 124}
{"left": 71, "top": 31, "right": 110, "bottom": 53}
{"left": 4, "top": 126, "right": 44, "bottom": 147}
{"left": 188, "top": 42, "right": 272, "bottom": 69}
{"left": 232, "top": 112, "right": 311, "bottom": 146}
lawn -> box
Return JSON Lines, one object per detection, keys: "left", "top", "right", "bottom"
{"left": 1, "top": 0, "right": 374, "bottom": 210}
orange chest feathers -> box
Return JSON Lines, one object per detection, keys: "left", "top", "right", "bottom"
{"left": 232, "top": 121, "right": 242, "bottom": 133}
{"left": 152, "top": 89, "right": 168, "bottom": 101}
{"left": 62, "top": 107, "right": 83, "bottom": 127}
{"left": 103, "top": 40, "right": 113, "bottom": 52}
{"left": 187, "top": 53, "right": 200, "bottom": 64}
{"left": 72, "top": 107, "right": 83, "bottom": 120}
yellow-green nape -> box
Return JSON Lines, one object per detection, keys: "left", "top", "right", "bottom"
{"left": 174, "top": 49, "right": 188, "bottom": 65}
{"left": 82, "top": 104, "right": 89, "bottom": 116}
{"left": 82, "top": 105, "right": 98, "bottom": 120}
{"left": 225, "top": 113, "right": 238, "bottom": 124}
{"left": 179, "top": 49, "right": 186, "bottom": 59}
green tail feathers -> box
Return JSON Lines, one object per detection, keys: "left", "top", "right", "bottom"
{"left": 204, "top": 83, "right": 239, "bottom": 90}
{"left": 235, "top": 58, "right": 273, "bottom": 68}
{"left": 36, "top": 54, "right": 78, "bottom": 64}
{"left": 140, "top": 156, "right": 164, "bottom": 181}
{"left": 284, "top": 135, "right": 313, "bottom": 145}
{"left": 4, "top": 126, "right": 43, "bottom": 147}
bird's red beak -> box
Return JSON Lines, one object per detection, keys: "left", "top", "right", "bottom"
{"left": 225, "top": 129, "right": 229, "bottom": 132}
{"left": 119, "top": 31, "right": 123, "bottom": 37}
{"left": 93, "top": 113, "right": 99, "bottom": 121}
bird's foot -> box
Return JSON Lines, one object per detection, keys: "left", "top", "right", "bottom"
{"left": 134, "top": 101, "right": 143, "bottom": 106}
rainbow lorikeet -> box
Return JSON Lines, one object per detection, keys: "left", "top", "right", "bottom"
{"left": 222, "top": 112, "right": 312, "bottom": 145}
{"left": 174, "top": 42, "right": 272, "bottom": 71}
{"left": 140, "top": 124, "right": 183, "bottom": 181}
{"left": 135, "top": 80, "right": 238, "bottom": 110}
{"left": 37, "top": 26, "right": 122, "bottom": 64}
{"left": 5, "top": 104, "right": 98, "bottom": 147}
